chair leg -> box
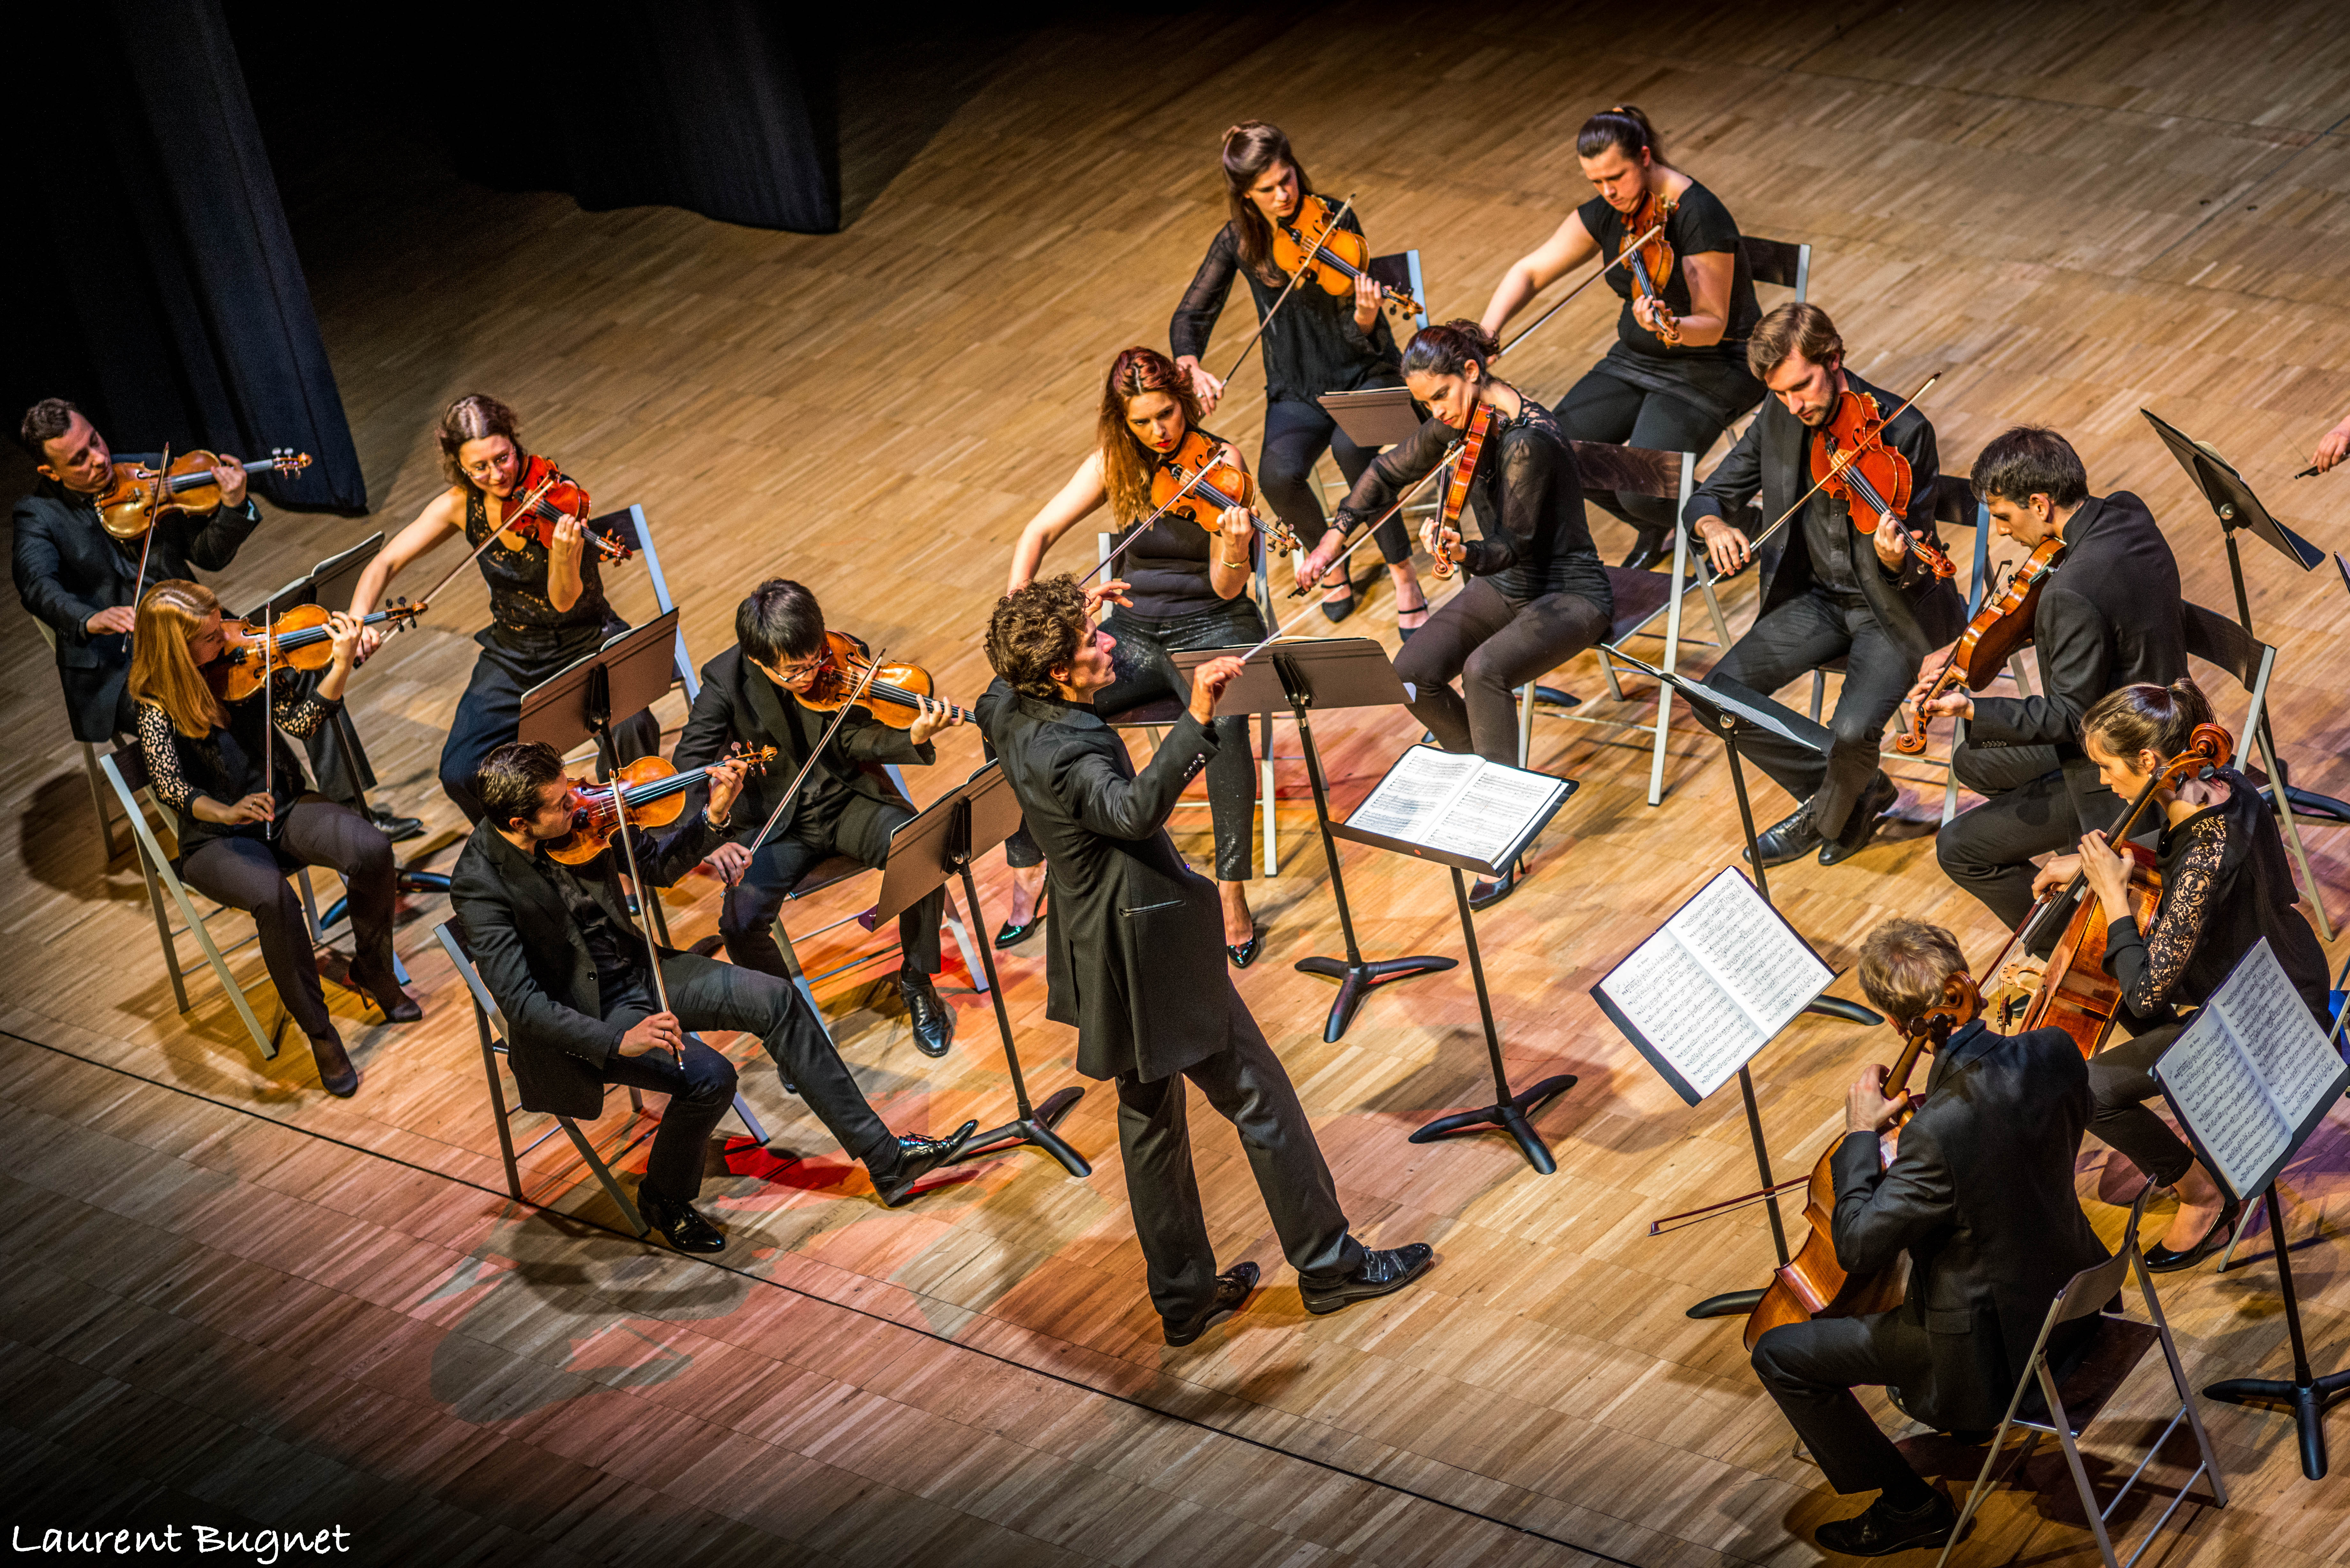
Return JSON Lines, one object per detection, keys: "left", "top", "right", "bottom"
{"left": 1942, "top": 715, "right": 1967, "bottom": 825}
{"left": 2046, "top": 1375, "right": 2124, "bottom": 1568}
{"left": 1648, "top": 672, "right": 1673, "bottom": 807}
{"left": 297, "top": 867, "right": 325, "bottom": 944}
{"left": 1937, "top": 1416, "right": 2023, "bottom": 1568}
{"left": 940, "top": 886, "right": 989, "bottom": 995}
{"left": 1808, "top": 669, "right": 1827, "bottom": 724}
{"left": 730, "top": 1093, "right": 769, "bottom": 1147}
{"left": 475, "top": 1002, "right": 524, "bottom": 1202}
{"left": 2218, "top": 1188, "right": 2267, "bottom": 1271}
{"left": 2009, "top": 653, "right": 2034, "bottom": 697}
{"left": 167, "top": 868, "right": 279, "bottom": 1060}
{"left": 82, "top": 742, "right": 133, "bottom": 862}
{"left": 559, "top": 1117, "right": 648, "bottom": 1236}
{"left": 140, "top": 859, "right": 193, "bottom": 1013}
{"left": 1259, "top": 708, "right": 1278, "bottom": 878}
{"left": 1517, "top": 683, "right": 1535, "bottom": 770}
{"left": 771, "top": 913, "right": 835, "bottom": 1045}
{"left": 2262, "top": 730, "right": 2337, "bottom": 941}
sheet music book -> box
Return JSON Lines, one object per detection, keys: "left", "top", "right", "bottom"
{"left": 2153, "top": 939, "right": 2350, "bottom": 1202}
{"left": 1338, "top": 744, "right": 1572, "bottom": 875}
{"left": 1591, "top": 867, "right": 1836, "bottom": 1106}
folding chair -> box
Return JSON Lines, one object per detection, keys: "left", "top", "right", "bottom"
{"left": 599, "top": 502, "right": 701, "bottom": 701}
{"left": 1937, "top": 1185, "right": 2226, "bottom": 1568}
{"left": 31, "top": 618, "right": 135, "bottom": 861}
{"left": 2179, "top": 601, "right": 2336, "bottom": 940}
{"left": 1740, "top": 234, "right": 1811, "bottom": 303}
{"left": 435, "top": 920, "right": 769, "bottom": 1237}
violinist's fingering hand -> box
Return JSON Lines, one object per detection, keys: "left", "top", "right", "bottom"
{"left": 704, "top": 757, "right": 749, "bottom": 825}
{"left": 213, "top": 454, "right": 250, "bottom": 508}
{"left": 907, "top": 694, "right": 960, "bottom": 747}
{"left": 1352, "top": 270, "right": 1382, "bottom": 332}
{"left": 1873, "top": 519, "right": 1911, "bottom": 568}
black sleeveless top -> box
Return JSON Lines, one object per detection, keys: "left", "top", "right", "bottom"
{"left": 1577, "top": 179, "right": 1765, "bottom": 425}
{"left": 1113, "top": 429, "right": 1248, "bottom": 621}
{"left": 465, "top": 487, "right": 615, "bottom": 635}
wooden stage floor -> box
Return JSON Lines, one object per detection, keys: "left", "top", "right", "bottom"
{"left": 6, "top": 4, "right": 2350, "bottom": 1563}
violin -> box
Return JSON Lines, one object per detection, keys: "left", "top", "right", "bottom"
{"left": 1989, "top": 723, "right": 2235, "bottom": 1058}
{"left": 1429, "top": 399, "right": 1497, "bottom": 579}
{"left": 491, "top": 455, "right": 634, "bottom": 560}
{"left": 797, "top": 630, "right": 973, "bottom": 730}
{"left": 1893, "top": 536, "right": 2064, "bottom": 755}
{"left": 1810, "top": 385, "right": 1956, "bottom": 579}
{"left": 97, "top": 449, "right": 314, "bottom": 540}
{"left": 1742, "top": 978, "right": 1979, "bottom": 1350}
{"left": 1620, "top": 187, "right": 1680, "bottom": 344}
{"left": 203, "top": 600, "right": 423, "bottom": 702}
{"left": 544, "top": 747, "right": 778, "bottom": 866}
{"left": 1149, "top": 429, "right": 1296, "bottom": 554}
{"left": 1268, "top": 193, "right": 1422, "bottom": 318}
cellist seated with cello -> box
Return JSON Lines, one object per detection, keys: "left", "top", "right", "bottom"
{"left": 1750, "top": 917, "right": 2106, "bottom": 1557}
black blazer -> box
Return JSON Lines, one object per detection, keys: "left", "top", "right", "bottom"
{"left": 449, "top": 810, "right": 717, "bottom": 1119}
{"left": 672, "top": 644, "right": 931, "bottom": 842}
{"left": 1829, "top": 1020, "right": 2109, "bottom": 1431}
{"left": 1682, "top": 373, "right": 1964, "bottom": 662}
{"left": 11, "top": 481, "right": 261, "bottom": 741}
{"left": 976, "top": 677, "right": 1229, "bottom": 1083}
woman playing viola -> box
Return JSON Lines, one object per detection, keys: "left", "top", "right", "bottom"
{"left": 2018, "top": 680, "right": 2332, "bottom": 1270}
{"left": 1172, "top": 122, "right": 1430, "bottom": 634}
{"left": 1300, "top": 322, "right": 1611, "bottom": 909}
{"left": 1003, "top": 346, "right": 1268, "bottom": 963}
{"left": 345, "top": 394, "right": 659, "bottom": 823}
{"left": 1479, "top": 106, "right": 1764, "bottom": 571}
{"left": 131, "top": 580, "right": 421, "bottom": 1097}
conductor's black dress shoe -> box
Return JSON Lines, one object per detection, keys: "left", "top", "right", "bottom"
{"left": 1300, "top": 1243, "right": 1436, "bottom": 1315}
{"left": 1164, "top": 1261, "right": 1260, "bottom": 1346}
{"left": 874, "top": 1120, "right": 981, "bottom": 1208}
{"left": 1812, "top": 1486, "right": 1957, "bottom": 1556}
{"left": 638, "top": 1189, "right": 727, "bottom": 1253}
{"left": 1747, "top": 797, "right": 1822, "bottom": 868}
{"left": 899, "top": 969, "right": 955, "bottom": 1057}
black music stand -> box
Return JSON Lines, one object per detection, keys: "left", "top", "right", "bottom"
{"left": 1330, "top": 748, "right": 1577, "bottom": 1172}
{"left": 1174, "top": 639, "right": 1454, "bottom": 1042}
{"left": 2142, "top": 410, "right": 2350, "bottom": 826}
{"left": 519, "top": 610, "right": 683, "bottom": 944}
{"left": 872, "top": 763, "right": 1088, "bottom": 1176}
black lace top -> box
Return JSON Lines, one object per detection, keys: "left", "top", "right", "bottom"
{"left": 136, "top": 673, "right": 335, "bottom": 856}
{"left": 1168, "top": 212, "right": 1401, "bottom": 406}
{"left": 466, "top": 486, "right": 614, "bottom": 634}
{"left": 2103, "top": 767, "right": 2334, "bottom": 1025}
{"left": 1333, "top": 395, "right": 1612, "bottom": 610}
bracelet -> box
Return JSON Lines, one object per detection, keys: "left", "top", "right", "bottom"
{"left": 1218, "top": 554, "right": 1250, "bottom": 569}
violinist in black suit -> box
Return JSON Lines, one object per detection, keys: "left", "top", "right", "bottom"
{"left": 1685, "top": 305, "right": 1964, "bottom": 868}
{"left": 1749, "top": 917, "right": 2108, "bottom": 1556}
{"left": 10, "top": 397, "right": 407, "bottom": 837}
{"left": 672, "top": 579, "right": 960, "bottom": 1057}
{"left": 977, "top": 576, "right": 1434, "bottom": 1346}
{"left": 447, "top": 741, "right": 976, "bottom": 1251}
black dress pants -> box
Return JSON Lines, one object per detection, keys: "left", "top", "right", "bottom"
{"left": 1393, "top": 576, "right": 1610, "bottom": 765}
{"left": 1257, "top": 391, "right": 1412, "bottom": 566}
{"left": 595, "top": 1031, "right": 740, "bottom": 1206}
{"left": 1098, "top": 597, "right": 1267, "bottom": 881}
{"left": 2085, "top": 1020, "right": 2195, "bottom": 1186}
{"left": 439, "top": 623, "right": 661, "bottom": 822}
{"left": 718, "top": 796, "right": 944, "bottom": 979}
{"left": 1113, "top": 988, "right": 1365, "bottom": 1323}
{"left": 1937, "top": 748, "right": 2125, "bottom": 930}
{"left": 1707, "top": 589, "right": 1908, "bottom": 839}
{"left": 1555, "top": 367, "right": 1732, "bottom": 548}
{"left": 178, "top": 797, "right": 396, "bottom": 1043}
{"left": 1751, "top": 1313, "right": 1937, "bottom": 1496}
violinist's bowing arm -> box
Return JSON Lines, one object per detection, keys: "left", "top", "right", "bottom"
{"left": 1480, "top": 209, "right": 1600, "bottom": 337}
{"left": 1008, "top": 452, "right": 1110, "bottom": 594}
{"left": 347, "top": 488, "right": 466, "bottom": 653}
{"left": 1829, "top": 1116, "right": 1955, "bottom": 1275}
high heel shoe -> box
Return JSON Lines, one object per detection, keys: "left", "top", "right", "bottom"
{"left": 2144, "top": 1191, "right": 2243, "bottom": 1273}
{"left": 309, "top": 1031, "right": 360, "bottom": 1098}
{"left": 994, "top": 891, "right": 1047, "bottom": 949}
{"left": 1226, "top": 928, "right": 1262, "bottom": 969}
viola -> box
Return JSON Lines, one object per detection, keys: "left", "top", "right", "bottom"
{"left": 97, "top": 449, "right": 313, "bottom": 540}
{"left": 1429, "top": 399, "right": 1497, "bottom": 579}
{"left": 1809, "top": 385, "right": 1956, "bottom": 579}
{"left": 797, "top": 629, "right": 973, "bottom": 731}
{"left": 1268, "top": 193, "right": 1422, "bottom": 318}
{"left": 490, "top": 455, "right": 634, "bottom": 560}
{"left": 1893, "top": 536, "right": 2063, "bottom": 756}
{"left": 1620, "top": 187, "right": 1681, "bottom": 344}
{"left": 1149, "top": 429, "right": 1295, "bottom": 554}
{"left": 204, "top": 600, "right": 423, "bottom": 702}
{"left": 544, "top": 747, "right": 777, "bottom": 866}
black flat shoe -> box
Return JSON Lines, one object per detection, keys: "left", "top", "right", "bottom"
{"left": 1227, "top": 930, "right": 1262, "bottom": 969}
{"left": 2145, "top": 1192, "right": 2243, "bottom": 1273}
{"left": 1319, "top": 588, "right": 1357, "bottom": 623}
{"left": 1747, "top": 798, "right": 1822, "bottom": 868}
{"left": 637, "top": 1189, "right": 727, "bottom": 1253}
{"left": 1532, "top": 685, "right": 1581, "bottom": 709}
{"left": 309, "top": 1032, "right": 360, "bottom": 1098}
{"left": 350, "top": 968, "right": 423, "bottom": 1024}
{"left": 1165, "top": 1261, "right": 1260, "bottom": 1346}
{"left": 1468, "top": 863, "right": 1520, "bottom": 911}
{"left": 367, "top": 807, "right": 425, "bottom": 844}
{"left": 874, "top": 1119, "right": 981, "bottom": 1208}
{"left": 898, "top": 969, "right": 955, "bottom": 1058}
{"left": 1817, "top": 773, "right": 1900, "bottom": 868}
{"left": 1813, "top": 1487, "right": 1957, "bottom": 1556}
{"left": 994, "top": 893, "right": 1046, "bottom": 949}
{"left": 1300, "top": 1242, "right": 1435, "bottom": 1315}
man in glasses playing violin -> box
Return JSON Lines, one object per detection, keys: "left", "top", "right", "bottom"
{"left": 674, "top": 579, "right": 965, "bottom": 1058}
{"left": 10, "top": 396, "right": 416, "bottom": 841}
{"left": 1685, "top": 305, "right": 1963, "bottom": 869}
{"left": 1750, "top": 917, "right": 2106, "bottom": 1556}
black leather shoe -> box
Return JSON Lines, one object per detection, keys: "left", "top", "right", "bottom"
{"left": 1618, "top": 539, "right": 1668, "bottom": 572}
{"left": 309, "top": 1032, "right": 360, "bottom": 1098}
{"left": 367, "top": 807, "right": 425, "bottom": 843}
{"left": 1818, "top": 773, "right": 1900, "bottom": 868}
{"left": 1165, "top": 1261, "right": 1260, "bottom": 1346}
{"left": 1227, "top": 930, "right": 1262, "bottom": 969}
{"left": 994, "top": 893, "right": 1046, "bottom": 949}
{"left": 898, "top": 969, "right": 954, "bottom": 1058}
{"left": 1468, "top": 863, "right": 1519, "bottom": 910}
{"left": 351, "top": 968, "right": 423, "bottom": 1023}
{"left": 2145, "top": 1192, "right": 2242, "bottom": 1273}
{"left": 1747, "top": 798, "right": 1822, "bottom": 868}
{"left": 1301, "top": 1242, "right": 1436, "bottom": 1315}
{"left": 873, "top": 1119, "right": 981, "bottom": 1208}
{"left": 1532, "top": 685, "right": 1581, "bottom": 709}
{"left": 637, "top": 1189, "right": 727, "bottom": 1253}
{"left": 1812, "top": 1486, "right": 1957, "bottom": 1556}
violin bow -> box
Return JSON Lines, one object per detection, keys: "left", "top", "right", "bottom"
{"left": 1240, "top": 452, "right": 1458, "bottom": 658}
{"left": 1213, "top": 193, "right": 1358, "bottom": 390}
{"left": 1495, "top": 223, "right": 1662, "bottom": 361}
{"left": 126, "top": 442, "right": 171, "bottom": 617}
{"left": 261, "top": 598, "right": 276, "bottom": 841}
{"left": 1737, "top": 372, "right": 1944, "bottom": 557}
{"left": 600, "top": 766, "right": 678, "bottom": 1061}
{"left": 1080, "top": 456, "right": 1228, "bottom": 586}
{"left": 740, "top": 652, "right": 890, "bottom": 860}
{"left": 412, "top": 469, "right": 565, "bottom": 613}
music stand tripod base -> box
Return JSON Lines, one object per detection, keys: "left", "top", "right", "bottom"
{"left": 2202, "top": 1183, "right": 2350, "bottom": 1478}
{"left": 1297, "top": 952, "right": 1457, "bottom": 1043}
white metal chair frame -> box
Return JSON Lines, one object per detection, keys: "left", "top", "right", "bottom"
{"left": 30, "top": 618, "right": 138, "bottom": 860}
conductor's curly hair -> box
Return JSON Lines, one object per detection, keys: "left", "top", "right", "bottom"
{"left": 986, "top": 576, "right": 1090, "bottom": 700}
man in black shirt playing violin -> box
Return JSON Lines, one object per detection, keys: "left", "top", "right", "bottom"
{"left": 674, "top": 579, "right": 964, "bottom": 1058}
{"left": 1685, "top": 305, "right": 1962, "bottom": 868}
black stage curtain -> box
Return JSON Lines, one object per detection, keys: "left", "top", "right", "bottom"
{"left": 6, "top": 0, "right": 366, "bottom": 511}
{"left": 447, "top": 0, "right": 840, "bottom": 234}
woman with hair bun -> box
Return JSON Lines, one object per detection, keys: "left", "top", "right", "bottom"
{"left": 1478, "top": 105, "right": 1763, "bottom": 571}
{"left": 1299, "top": 321, "right": 1610, "bottom": 908}
{"left": 1170, "top": 121, "right": 1429, "bottom": 633}
{"left": 2021, "top": 678, "right": 2333, "bottom": 1270}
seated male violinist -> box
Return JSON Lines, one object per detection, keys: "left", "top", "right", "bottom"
{"left": 449, "top": 741, "right": 979, "bottom": 1251}
{"left": 673, "top": 579, "right": 965, "bottom": 1058}
{"left": 11, "top": 397, "right": 415, "bottom": 840}
{"left": 1748, "top": 917, "right": 2106, "bottom": 1556}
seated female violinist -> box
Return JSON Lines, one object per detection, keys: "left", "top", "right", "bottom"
{"left": 131, "top": 581, "right": 420, "bottom": 1098}
{"left": 672, "top": 579, "right": 964, "bottom": 1058}
{"left": 2009, "top": 679, "right": 2333, "bottom": 1270}
{"left": 1003, "top": 345, "right": 1268, "bottom": 964}
{"left": 343, "top": 394, "right": 659, "bottom": 824}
